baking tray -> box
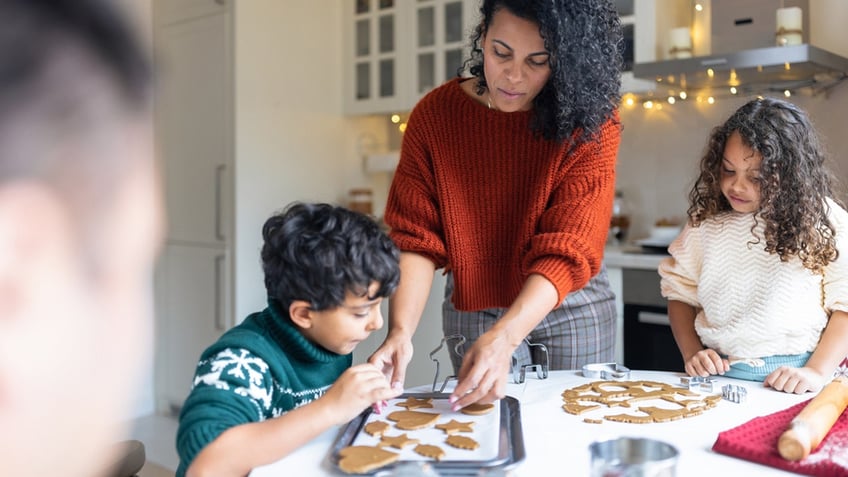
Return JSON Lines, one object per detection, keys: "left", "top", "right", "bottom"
{"left": 326, "top": 393, "right": 525, "bottom": 475}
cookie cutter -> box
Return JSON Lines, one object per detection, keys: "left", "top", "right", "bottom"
{"left": 429, "top": 334, "right": 466, "bottom": 393}
{"left": 722, "top": 384, "right": 748, "bottom": 403}
{"left": 429, "top": 334, "right": 550, "bottom": 392}
{"left": 581, "top": 362, "right": 631, "bottom": 381}
{"left": 510, "top": 338, "right": 549, "bottom": 384}
{"left": 679, "top": 376, "right": 720, "bottom": 393}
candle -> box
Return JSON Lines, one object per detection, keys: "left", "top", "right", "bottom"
{"left": 668, "top": 27, "right": 692, "bottom": 59}
{"left": 776, "top": 7, "right": 803, "bottom": 46}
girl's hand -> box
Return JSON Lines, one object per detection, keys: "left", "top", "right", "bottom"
{"left": 448, "top": 329, "right": 516, "bottom": 411}
{"left": 765, "top": 366, "right": 826, "bottom": 394}
{"left": 685, "top": 348, "right": 729, "bottom": 377}
{"left": 321, "top": 363, "right": 403, "bottom": 424}
{"left": 367, "top": 332, "right": 413, "bottom": 391}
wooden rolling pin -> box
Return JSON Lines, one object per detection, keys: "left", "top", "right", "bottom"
{"left": 778, "top": 377, "right": 848, "bottom": 461}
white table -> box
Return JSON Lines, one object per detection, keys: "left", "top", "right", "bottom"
{"left": 250, "top": 370, "right": 809, "bottom": 476}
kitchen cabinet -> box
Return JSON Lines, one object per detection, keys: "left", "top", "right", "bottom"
{"left": 152, "top": 0, "right": 234, "bottom": 413}
{"left": 616, "top": 0, "right": 691, "bottom": 93}
{"left": 342, "top": 0, "right": 478, "bottom": 114}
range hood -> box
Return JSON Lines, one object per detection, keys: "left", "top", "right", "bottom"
{"left": 632, "top": 44, "right": 848, "bottom": 95}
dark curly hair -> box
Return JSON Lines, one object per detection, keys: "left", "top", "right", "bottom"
{"left": 461, "top": 0, "right": 623, "bottom": 143}
{"left": 261, "top": 202, "right": 400, "bottom": 311}
{"left": 688, "top": 97, "right": 840, "bottom": 273}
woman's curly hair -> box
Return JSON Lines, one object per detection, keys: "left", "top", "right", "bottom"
{"left": 688, "top": 97, "right": 840, "bottom": 273}
{"left": 461, "top": 0, "right": 623, "bottom": 144}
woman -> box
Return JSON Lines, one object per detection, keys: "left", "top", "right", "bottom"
{"left": 369, "top": 0, "right": 623, "bottom": 410}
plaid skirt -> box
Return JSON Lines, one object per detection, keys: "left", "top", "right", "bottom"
{"left": 441, "top": 265, "right": 616, "bottom": 373}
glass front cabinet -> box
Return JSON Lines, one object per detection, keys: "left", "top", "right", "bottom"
{"left": 343, "top": 0, "right": 478, "bottom": 115}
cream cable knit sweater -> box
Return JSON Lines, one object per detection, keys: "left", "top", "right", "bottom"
{"left": 659, "top": 198, "right": 848, "bottom": 358}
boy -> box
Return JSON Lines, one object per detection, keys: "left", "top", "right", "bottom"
{"left": 0, "top": 0, "right": 161, "bottom": 476}
{"left": 177, "top": 202, "right": 403, "bottom": 476}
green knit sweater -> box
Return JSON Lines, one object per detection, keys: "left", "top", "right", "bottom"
{"left": 175, "top": 300, "right": 352, "bottom": 476}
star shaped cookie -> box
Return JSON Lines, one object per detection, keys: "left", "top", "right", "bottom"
{"left": 435, "top": 419, "right": 475, "bottom": 435}
{"left": 395, "top": 396, "right": 434, "bottom": 410}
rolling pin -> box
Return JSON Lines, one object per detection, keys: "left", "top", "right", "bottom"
{"left": 778, "top": 377, "right": 848, "bottom": 461}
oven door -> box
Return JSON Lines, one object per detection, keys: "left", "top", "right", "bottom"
{"left": 623, "top": 303, "right": 683, "bottom": 372}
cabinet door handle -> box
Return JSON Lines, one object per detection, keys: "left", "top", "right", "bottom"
{"left": 214, "top": 0, "right": 225, "bottom": 5}
{"left": 214, "top": 253, "right": 226, "bottom": 331}
{"left": 215, "top": 164, "right": 226, "bottom": 241}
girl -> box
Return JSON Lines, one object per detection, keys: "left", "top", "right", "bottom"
{"left": 659, "top": 97, "right": 848, "bottom": 394}
{"left": 370, "top": 0, "right": 623, "bottom": 410}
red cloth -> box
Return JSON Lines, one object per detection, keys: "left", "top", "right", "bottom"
{"left": 713, "top": 399, "right": 848, "bottom": 476}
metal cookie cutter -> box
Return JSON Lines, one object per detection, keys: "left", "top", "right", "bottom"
{"left": 430, "top": 334, "right": 550, "bottom": 391}
{"left": 722, "top": 384, "right": 748, "bottom": 403}
{"left": 679, "top": 376, "right": 720, "bottom": 393}
{"left": 429, "top": 334, "right": 466, "bottom": 393}
{"left": 582, "top": 362, "right": 631, "bottom": 381}
{"left": 511, "top": 338, "right": 549, "bottom": 384}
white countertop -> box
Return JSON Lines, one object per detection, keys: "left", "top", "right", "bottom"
{"left": 250, "top": 370, "right": 808, "bottom": 476}
{"left": 604, "top": 245, "right": 668, "bottom": 270}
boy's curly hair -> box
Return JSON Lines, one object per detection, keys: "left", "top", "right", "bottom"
{"left": 261, "top": 202, "right": 400, "bottom": 311}
{"left": 461, "top": 0, "right": 623, "bottom": 144}
{"left": 688, "top": 97, "right": 840, "bottom": 273}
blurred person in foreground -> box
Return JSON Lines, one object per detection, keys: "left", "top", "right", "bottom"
{"left": 0, "top": 0, "right": 162, "bottom": 476}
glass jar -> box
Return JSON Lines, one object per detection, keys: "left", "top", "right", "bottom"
{"left": 609, "top": 190, "right": 631, "bottom": 246}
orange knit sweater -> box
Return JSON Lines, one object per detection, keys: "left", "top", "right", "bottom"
{"left": 385, "top": 78, "right": 620, "bottom": 311}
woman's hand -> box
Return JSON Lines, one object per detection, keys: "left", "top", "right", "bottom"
{"left": 684, "top": 348, "right": 729, "bottom": 377}
{"left": 321, "top": 363, "right": 403, "bottom": 424}
{"left": 765, "top": 366, "right": 826, "bottom": 394}
{"left": 448, "top": 329, "right": 517, "bottom": 411}
{"left": 368, "top": 331, "right": 413, "bottom": 391}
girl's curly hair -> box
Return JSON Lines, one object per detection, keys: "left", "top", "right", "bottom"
{"left": 688, "top": 97, "right": 840, "bottom": 273}
{"left": 461, "top": 0, "right": 622, "bottom": 144}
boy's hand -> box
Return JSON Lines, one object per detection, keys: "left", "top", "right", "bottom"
{"left": 685, "top": 348, "right": 729, "bottom": 377}
{"left": 322, "top": 363, "right": 403, "bottom": 425}
{"left": 765, "top": 366, "right": 825, "bottom": 394}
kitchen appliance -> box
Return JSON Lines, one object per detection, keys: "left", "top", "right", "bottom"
{"left": 622, "top": 269, "right": 682, "bottom": 372}
{"left": 633, "top": 0, "right": 848, "bottom": 95}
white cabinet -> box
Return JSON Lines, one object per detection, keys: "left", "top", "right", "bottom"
{"left": 342, "top": 0, "right": 478, "bottom": 114}
{"left": 152, "top": 0, "right": 234, "bottom": 412}
{"left": 155, "top": 244, "right": 231, "bottom": 411}
{"left": 616, "top": 0, "right": 691, "bottom": 93}
{"left": 408, "top": 0, "right": 478, "bottom": 104}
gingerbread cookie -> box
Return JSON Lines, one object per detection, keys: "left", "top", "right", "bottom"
{"left": 460, "top": 402, "right": 495, "bottom": 415}
{"left": 364, "top": 421, "right": 390, "bottom": 437}
{"left": 604, "top": 413, "right": 654, "bottom": 424}
{"left": 562, "top": 379, "right": 721, "bottom": 424}
{"left": 445, "top": 435, "right": 480, "bottom": 450}
{"left": 395, "top": 396, "right": 434, "bottom": 410}
{"left": 377, "top": 433, "right": 420, "bottom": 449}
{"left": 562, "top": 402, "right": 601, "bottom": 415}
{"left": 414, "top": 444, "right": 446, "bottom": 461}
{"left": 386, "top": 410, "right": 441, "bottom": 430}
{"left": 337, "top": 445, "right": 400, "bottom": 474}
{"left": 435, "top": 419, "right": 475, "bottom": 434}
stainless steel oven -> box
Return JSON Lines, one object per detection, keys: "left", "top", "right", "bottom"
{"left": 622, "top": 268, "right": 683, "bottom": 372}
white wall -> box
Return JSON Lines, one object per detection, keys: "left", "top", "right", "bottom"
{"left": 233, "top": 1, "right": 390, "bottom": 319}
